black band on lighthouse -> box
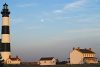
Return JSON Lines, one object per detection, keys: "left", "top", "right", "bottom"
{"left": 1, "top": 43, "right": 10, "bottom": 51}
{"left": 2, "top": 26, "right": 10, "bottom": 34}
{"left": 1, "top": 9, "right": 10, "bottom": 17}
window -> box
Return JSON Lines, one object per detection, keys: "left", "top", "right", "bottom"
{"left": 44, "top": 61, "right": 46, "bottom": 63}
{"left": 92, "top": 54, "right": 93, "bottom": 57}
{"left": 8, "top": 61, "right": 11, "bottom": 63}
{"left": 53, "top": 61, "right": 55, "bottom": 63}
{"left": 93, "top": 54, "right": 94, "bottom": 57}
{"left": 85, "top": 54, "right": 86, "bottom": 57}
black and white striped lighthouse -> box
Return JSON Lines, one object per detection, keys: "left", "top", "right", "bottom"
{"left": 1, "top": 3, "right": 11, "bottom": 63}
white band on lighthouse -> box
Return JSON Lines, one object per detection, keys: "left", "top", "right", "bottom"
{"left": 1, "top": 52, "right": 11, "bottom": 62}
{"left": 1, "top": 34, "right": 10, "bottom": 43}
{"left": 2, "top": 17, "right": 9, "bottom": 26}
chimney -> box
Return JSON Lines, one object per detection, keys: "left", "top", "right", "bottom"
{"left": 16, "top": 56, "right": 18, "bottom": 58}
{"left": 89, "top": 48, "right": 91, "bottom": 51}
{"left": 73, "top": 47, "right": 75, "bottom": 50}
{"left": 78, "top": 47, "right": 80, "bottom": 51}
{"left": 85, "top": 48, "right": 86, "bottom": 50}
{"left": 9, "top": 55, "right": 11, "bottom": 58}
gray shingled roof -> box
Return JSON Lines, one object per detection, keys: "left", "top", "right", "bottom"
{"left": 40, "top": 57, "right": 54, "bottom": 60}
{"left": 77, "top": 49, "right": 95, "bottom": 53}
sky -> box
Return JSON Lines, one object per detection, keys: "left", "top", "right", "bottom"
{"left": 0, "top": 0, "right": 100, "bottom": 62}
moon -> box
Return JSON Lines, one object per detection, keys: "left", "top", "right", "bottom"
{"left": 41, "top": 19, "right": 44, "bottom": 22}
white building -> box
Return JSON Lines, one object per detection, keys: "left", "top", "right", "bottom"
{"left": 7, "top": 55, "right": 21, "bottom": 64}
{"left": 39, "top": 57, "right": 56, "bottom": 65}
{"left": 69, "top": 47, "right": 98, "bottom": 64}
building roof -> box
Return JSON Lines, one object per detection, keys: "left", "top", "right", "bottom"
{"left": 8, "top": 55, "right": 21, "bottom": 61}
{"left": 77, "top": 49, "right": 95, "bottom": 53}
{"left": 3, "top": 3, "right": 8, "bottom": 6}
{"left": 40, "top": 57, "right": 54, "bottom": 60}
{"left": 9, "top": 58, "right": 20, "bottom": 61}
{"left": 69, "top": 47, "right": 95, "bottom": 54}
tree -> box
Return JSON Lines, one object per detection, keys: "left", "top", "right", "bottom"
{"left": 0, "top": 53, "right": 4, "bottom": 67}
{"left": 56, "top": 58, "right": 59, "bottom": 63}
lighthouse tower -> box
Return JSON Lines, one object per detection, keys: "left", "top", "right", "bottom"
{"left": 1, "top": 3, "right": 11, "bottom": 64}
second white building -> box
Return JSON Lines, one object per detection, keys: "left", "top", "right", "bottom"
{"left": 39, "top": 57, "right": 56, "bottom": 65}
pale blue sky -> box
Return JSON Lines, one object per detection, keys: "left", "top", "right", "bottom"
{"left": 0, "top": 0, "right": 100, "bottom": 62}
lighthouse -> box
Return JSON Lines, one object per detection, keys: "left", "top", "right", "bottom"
{"left": 1, "top": 3, "right": 11, "bottom": 64}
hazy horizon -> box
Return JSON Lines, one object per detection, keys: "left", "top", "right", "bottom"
{"left": 0, "top": 0, "right": 100, "bottom": 62}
